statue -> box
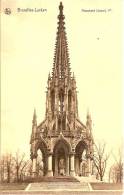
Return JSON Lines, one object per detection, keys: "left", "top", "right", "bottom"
{"left": 59, "top": 158, "right": 65, "bottom": 176}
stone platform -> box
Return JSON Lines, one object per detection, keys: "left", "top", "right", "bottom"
{"left": 25, "top": 181, "right": 90, "bottom": 191}
{"left": 25, "top": 176, "right": 90, "bottom": 191}
{"left": 31, "top": 176, "right": 79, "bottom": 182}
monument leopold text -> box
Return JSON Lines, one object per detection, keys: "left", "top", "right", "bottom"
{"left": 30, "top": 2, "right": 94, "bottom": 178}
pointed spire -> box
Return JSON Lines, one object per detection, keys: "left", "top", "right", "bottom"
{"left": 59, "top": 2, "right": 64, "bottom": 16}
{"left": 52, "top": 2, "right": 71, "bottom": 79}
{"left": 86, "top": 108, "right": 92, "bottom": 129}
{"left": 87, "top": 108, "right": 90, "bottom": 119}
{"left": 32, "top": 109, "right": 37, "bottom": 126}
{"left": 48, "top": 72, "right": 51, "bottom": 80}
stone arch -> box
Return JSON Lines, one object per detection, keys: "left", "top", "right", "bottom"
{"left": 52, "top": 138, "right": 71, "bottom": 176}
{"left": 75, "top": 140, "right": 87, "bottom": 176}
{"left": 36, "top": 140, "right": 48, "bottom": 176}
{"left": 75, "top": 140, "right": 87, "bottom": 154}
{"left": 52, "top": 136, "right": 72, "bottom": 153}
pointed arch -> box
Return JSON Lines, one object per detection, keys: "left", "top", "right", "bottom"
{"left": 62, "top": 116, "right": 66, "bottom": 130}
{"left": 35, "top": 139, "right": 48, "bottom": 175}
{"left": 53, "top": 137, "right": 72, "bottom": 153}
{"left": 36, "top": 139, "right": 48, "bottom": 153}
{"left": 68, "top": 90, "right": 72, "bottom": 112}
{"left": 51, "top": 89, "right": 55, "bottom": 112}
{"left": 59, "top": 89, "right": 64, "bottom": 112}
{"left": 75, "top": 140, "right": 87, "bottom": 176}
{"left": 75, "top": 140, "right": 87, "bottom": 155}
{"left": 52, "top": 137, "right": 71, "bottom": 176}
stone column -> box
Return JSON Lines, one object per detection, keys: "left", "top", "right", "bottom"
{"left": 66, "top": 156, "right": 69, "bottom": 176}
{"left": 75, "top": 156, "right": 79, "bottom": 176}
{"left": 90, "top": 160, "right": 93, "bottom": 175}
{"left": 79, "top": 160, "right": 82, "bottom": 176}
{"left": 54, "top": 156, "right": 58, "bottom": 176}
{"left": 87, "top": 158, "right": 91, "bottom": 176}
{"left": 47, "top": 154, "right": 53, "bottom": 176}
{"left": 70, "top": 153, "right": 75, "bottom": 176}
{"left": 32, "top": 157, "right": 37, "bottom": 178}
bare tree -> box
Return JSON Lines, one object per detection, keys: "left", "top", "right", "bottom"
{"left": 110, "top": 149, "right": 123, "bottom": 183}
{"left": 93, "top": 142, "right": 110, "bottom": 181}
{"left": 0, "top": 152, "right": 31, "bottom": 183}
{"left": 24, "top": 160, "right": 32, "bottom": 178}
{"left": 0, "top": 154, "right": 14, "bottom": 183}
{"left": 0, "top": 156, "right": 5, "bottom": 182}
{"left": 14, "top": 151, "right": 28, "bottom": 182}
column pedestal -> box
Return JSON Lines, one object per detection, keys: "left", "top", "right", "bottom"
{"left": 70, "top": 170, "right": 75, "bottom": 176}
{"left": 47, "top": 170, "right": 53, "bottom": 177}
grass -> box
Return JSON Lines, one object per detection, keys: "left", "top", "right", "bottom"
{"left": 0, "top": 183, "right": 28, "bottom": 191}
{"left": 90, "top": 182, "right": 123, "bottom": 190}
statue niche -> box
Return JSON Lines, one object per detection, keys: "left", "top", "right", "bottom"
{"left": 59, "top": 158, "right": 65, "bottom": 176}
{"left": 58, "top": 149, "right": 66, "bottom": 175}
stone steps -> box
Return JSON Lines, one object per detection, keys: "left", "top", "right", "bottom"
{"left": 26, "top": 181, "right": 90, "bottom": 191}
{"left": 27, "top": 176, "right": 79, "bottom": 183}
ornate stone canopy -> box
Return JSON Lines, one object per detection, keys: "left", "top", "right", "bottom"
{"left": 30, "top": 2, "right": 94, "bottom": 178}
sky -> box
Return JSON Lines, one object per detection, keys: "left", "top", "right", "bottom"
{"left": 1, "top": 0, "right": 123, "bottom": 165}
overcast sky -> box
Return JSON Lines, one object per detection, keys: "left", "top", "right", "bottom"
{"left": 1, "top": 0, "right": 122, "bottom": 162}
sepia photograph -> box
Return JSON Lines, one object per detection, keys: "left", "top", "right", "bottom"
{"left": 1, "top": 0, "right": 123, "bottom": 194}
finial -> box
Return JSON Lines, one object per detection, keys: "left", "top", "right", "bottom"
{"left": 48, "top": 72, "right": 51, "bottom": 80}
{"left": 55, "top": 70, "right": 58, "bottom": 77}
{"left": 33, "top": 108, "right": 37, "bottom": 124}
{"left": 58, "top": 2, "right": 64, "bottom": 21}
{"left": 59, "top": 2, "right": 63, "bottom": 14}
{"left": 86, "top": 108, "right": 92, "bottom": 131}
{"left": 87, "top": 108, "right": 91, "bottom": 119}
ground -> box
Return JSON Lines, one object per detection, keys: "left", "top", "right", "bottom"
{"left": 90, "top": 182, "right": 123, "bottom": 190}
{"left": 0, "top": 182, "right": 123, "bottom": 195}
{"left": 0, "top": 183, "right": 28, "bottom": 191}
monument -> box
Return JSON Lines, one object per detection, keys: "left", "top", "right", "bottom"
{"left": 30, "top": 2, "right": 94, "bottom": 178}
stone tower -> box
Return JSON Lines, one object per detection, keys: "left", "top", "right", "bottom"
{"left": 30, "top": 2, "right": 94, "bottom": 177}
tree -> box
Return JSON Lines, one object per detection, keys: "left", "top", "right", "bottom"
{"left": 0, "top": 156, "right": 5, "bottom": 182}
{"left": 0, "top": 154, "right": 14, "bottom": 183}
{"left": 93, "top": 142, "right": 110, "bottom": 181}
{"left": 110, "top": 149, "right": 123, "bottom": 183}
{"left": 0, "top": 152, "right": 31, "bottom": 183}
{"left": 14, "top": 151, "right": 29, "bottom": 182}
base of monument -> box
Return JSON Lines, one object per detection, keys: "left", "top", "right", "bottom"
{"left": 47, "top": 170, "right": 53, "bottom": 177}
{"left": 70, "top": 170, "right": 75, "bottom": 177}
{"left": 32, "top": 172, "right": 37, "bottom": 178}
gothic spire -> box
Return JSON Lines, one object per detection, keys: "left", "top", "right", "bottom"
{"left": 86, "top": 109, "right": 92, "bottom": 130}
{"left": 52, "top": 2, "right": 71, "bottom": 79}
